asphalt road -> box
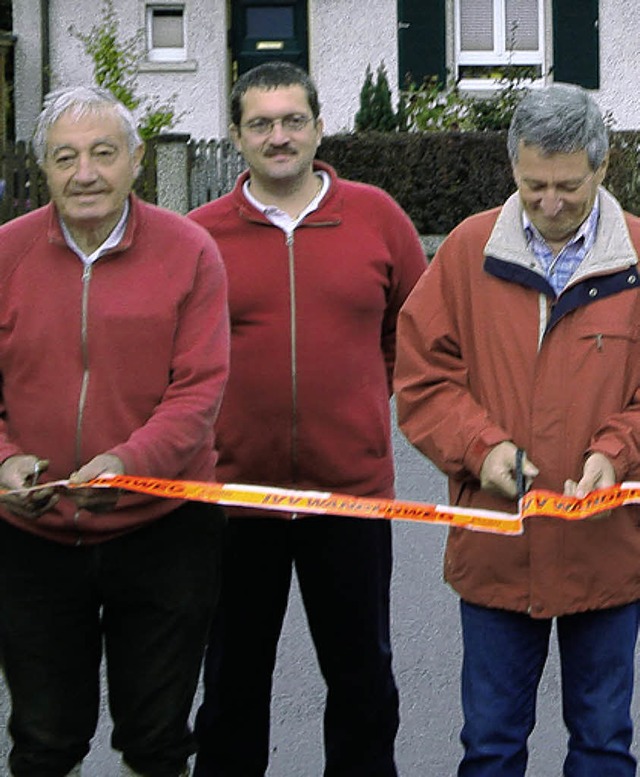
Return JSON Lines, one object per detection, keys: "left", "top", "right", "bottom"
{"left": 0, "top": 413, "right": 639, "bottom": 775}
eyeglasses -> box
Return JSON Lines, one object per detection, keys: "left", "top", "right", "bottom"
{"left": 241, "top": 115, "right": 315, "bottom": 136}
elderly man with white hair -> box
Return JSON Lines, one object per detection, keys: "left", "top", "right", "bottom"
{"left": 0, "top": 85, "right": 229, "bottom": 777}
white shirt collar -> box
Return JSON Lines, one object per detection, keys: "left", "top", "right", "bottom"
{"left": 242, "top": 171, "right": 330, "bottom": 235}
{"left": 60, "top": 198, "right": 130, "bottom": 265}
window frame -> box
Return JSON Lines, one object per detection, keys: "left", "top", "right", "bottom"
{"left": 146, "top": 3, "right": 187, "bottom": 63}
{"left": 454, "top": 0, "right": 545, "bottom": 90}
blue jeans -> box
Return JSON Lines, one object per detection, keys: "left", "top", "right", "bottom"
{"left": 458, "top": 600, "right": 640, "bottom": 777}
{"left": 0, "top": 503, "right": 226, "bottom": 777}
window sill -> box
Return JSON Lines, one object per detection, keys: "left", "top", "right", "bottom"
{"left": 457, "top": 77, "right": 545, "bottom": 92}
{"left": 139, "top": 59, "right": 198, "bottom": 73}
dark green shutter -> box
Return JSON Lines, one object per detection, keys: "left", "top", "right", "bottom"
{"left": 397, "top": 0, "right": 446, "bottom": 88}
{"left": 552, "top": 0, "right": 599, "bottom": 89}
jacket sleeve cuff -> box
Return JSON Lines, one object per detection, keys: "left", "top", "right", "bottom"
{"left": 587, "top": 441, "right": 627, "bottom": 482}
{"left": 465, "top": 427, "right": 511, "bottom": 479}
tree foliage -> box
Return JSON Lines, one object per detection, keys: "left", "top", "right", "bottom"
{"left": 69, "top": 0, "right": 180, "bottom": 139}
{"left": 355, "top": 62, "right": 398, "bottom": 132}
{"left": 396, "top": 68, "right": 534, "bottom": 133}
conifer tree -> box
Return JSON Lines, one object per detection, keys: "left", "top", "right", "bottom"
{"left": 372, "top": 62, "right": 397, "bottom": 131}
{"left": 396, "top": 88, "right": 409, "bottom": 132}
{"left": 354, "top": 62, "right": 399, "bottom": 132}
{"left": 355, "top": 65, "right": 375, "bottom": 131}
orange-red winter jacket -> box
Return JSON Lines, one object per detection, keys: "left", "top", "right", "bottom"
{"left": 395, "top": 188, "right": 640, "bottom": 618}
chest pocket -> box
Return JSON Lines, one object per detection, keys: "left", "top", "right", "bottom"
{"left": 570, "top": 314, "right": 640, "bottom": 411}
{"left": 575, "top": 318, "right": 640, "bottom": 350}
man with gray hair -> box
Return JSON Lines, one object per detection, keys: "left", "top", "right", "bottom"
{"left": 0, "top": 85, "right": 229, "bottom": 776}
{"left": 395, "top": 83, "right": 640, "bottom": 775}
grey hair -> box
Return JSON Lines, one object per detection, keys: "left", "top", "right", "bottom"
{"left": 32, "top": 85, "right": 143, "bottom": 166}
{"left": 507, "top": 83, "right": 608, "bottom": 170}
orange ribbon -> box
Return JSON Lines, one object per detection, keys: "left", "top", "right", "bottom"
{"left": 71, "top": 474, "right": 640, "bottom": 536}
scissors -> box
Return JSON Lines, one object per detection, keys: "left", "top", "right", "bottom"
{"left": 30, "top": 458, "right": 48, "bottom": 489}
{"left": 515, "top": 448, "right": 528, "bottom": 501}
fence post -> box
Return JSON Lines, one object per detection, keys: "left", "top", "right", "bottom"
{"left": 154, "top": 132, "right": 191, "bottom": 214}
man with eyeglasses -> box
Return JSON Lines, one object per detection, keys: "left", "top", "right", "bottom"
{"left": 188, "top": 61, "right": 426, "bottom": 777}
{"left": 395, "top": 83, "right": 640, "bottom": 776}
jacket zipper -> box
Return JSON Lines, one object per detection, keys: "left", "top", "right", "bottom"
{"left": 73, "top": 262, "right": 93, "bottom": 534}
{"left": 537, "top": 294, "right": 548, "bottom": 350}
{"left": 286, "top": 231, "right": 298, "bottom": 481}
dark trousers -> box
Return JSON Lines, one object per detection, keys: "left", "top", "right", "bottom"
{"left": 0, "top": 502, "right": 226, "bottom": 777}
{"left": 193, "top": 515, "right": 399, "bottom": 777}
{"left": 458, "top": 599, "right": 640, "bottom": 777}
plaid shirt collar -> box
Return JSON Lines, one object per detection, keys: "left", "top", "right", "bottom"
{"left": 523, "top": 196, "right": 600, "bottom": 296}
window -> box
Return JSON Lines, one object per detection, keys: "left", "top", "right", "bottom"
{"left": 246, "top": 7, "right": 295, "bottom": 39}
{"left": 147, "top": 4, "right": 186, "bottom": 62}
{"left": 455, "top": 0, "right": 544, "bottom": 87}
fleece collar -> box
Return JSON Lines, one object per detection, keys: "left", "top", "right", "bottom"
{"left": 484, "top": 187, "right": 638, "bottom": 283}
{"left": 484, "top": 188, "right": 640, "bottom": 332}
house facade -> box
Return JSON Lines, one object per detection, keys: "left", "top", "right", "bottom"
{"left": 12, "top": 0, "right": 640, "bottom": 143}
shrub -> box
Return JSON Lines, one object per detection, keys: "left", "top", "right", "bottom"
{"left": 318, "top": 130, "right": 640, "bottom": 234}
{"left": 69, "top": 0, "right": 181, "bottom": 140}
{"left": 402, "top": 69, "right": 533, "bottom": 133}
{"left": 355, "top": 62, "right": 398, "bottom": 132}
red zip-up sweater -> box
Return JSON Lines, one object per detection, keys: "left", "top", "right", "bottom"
{"left": 0, "top": 195, "right": 229, "bottom": 544}
{"left": 188, "top": 162, "right": 426, "bottom": 504}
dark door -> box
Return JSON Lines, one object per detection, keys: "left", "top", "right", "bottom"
{"left": 397, "top": 0, "right": 446, "bottom": 87}
{"left": 230, "top": 0, "right": 309, "bottom": 81}
{"left": 553, "top": 0, "right": 599, "bottom": 89}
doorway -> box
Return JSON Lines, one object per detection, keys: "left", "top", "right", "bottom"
{"left": 230, "top": 0, "right": 309, "bottom": 81}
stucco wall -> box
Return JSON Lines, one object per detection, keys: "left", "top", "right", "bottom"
{"left": 13, "top": 0, "right": 397, "bottom": 142}
{"left": 12, "top": 0, "right": 640, "bottom": 144}
{"left": 13, "top": 0, "right": 44, "bottom": 141}
{"left": 46, "top": 0, "right": 228, "bottom": 141}
{"left": 310, "top": 0, "right": 398, "bottom": 134}
{"left": 135, "top": 2, "right": 228, "bottom": 141}
{"left": 595, "top": 0, "right": 640, "bottom": 129}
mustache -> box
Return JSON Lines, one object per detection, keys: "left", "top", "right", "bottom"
{"left": 68, "top": 187, "right": 106, "bottom": 195}
{"left": 264, "top": 145, "right": 296, "bottom": 157}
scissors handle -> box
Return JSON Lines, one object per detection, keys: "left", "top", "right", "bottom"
{"left": 515, "top": 448, "right": 526, "bottom": 501}
{"left": 30, "top": 458, "right": 48, "bottom": 488}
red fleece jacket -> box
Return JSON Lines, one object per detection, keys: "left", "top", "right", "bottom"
{"left": 189, "top": 162, "right": 426, "bottom": 503}
{"left": 0, "top": 195, "right": 229, "bottom": 544}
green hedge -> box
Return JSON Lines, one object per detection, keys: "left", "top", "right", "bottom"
{"left": 317, "top": 131, "right": 640, "bottom": 234}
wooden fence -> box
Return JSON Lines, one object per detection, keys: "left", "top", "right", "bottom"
{"left": 188, "top": 138, "right": 245, "bottom": 209}
{"left": 0, "top": 137, "right": 244, "bottom": 224}
{"left": 0, "top": 138, "right": 158, "bottom": 224}
{"left": 0, "top": 141, "right": 48, "bottom": 223}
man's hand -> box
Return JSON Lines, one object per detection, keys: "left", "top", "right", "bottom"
{"left": 68, "top": 454, "right": 124, "bottom": 513}
{"left": 480, "top": 441, "right": 539, "bottom": 500}
{"left": 564, "top": 452, "right": 615, "bottom": 499}
{"left": 0, "top": 455, "right": 58, "bottom": 519}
